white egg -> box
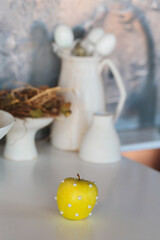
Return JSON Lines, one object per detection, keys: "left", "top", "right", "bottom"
{"left": 81, "top": 39, "right": 94, "bottom": 55}
{"left": 96, "top": 34, "right": 116, "bottom": 56}
{"left": 87, "top": 28, "right": 105, "bottom": 44}
{"left": 54, "top": 24, "right": 74, "bottom": 49}
{"left": 85, "top": 43, "right": 95, "bottom": 55}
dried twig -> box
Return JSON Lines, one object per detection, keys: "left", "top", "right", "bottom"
{"left": 0, "top": 85, "right": 71, "bottom": 119}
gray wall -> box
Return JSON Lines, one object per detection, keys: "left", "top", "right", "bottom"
{"left": 0, "top": 0, "right": 160, "bottom": 131}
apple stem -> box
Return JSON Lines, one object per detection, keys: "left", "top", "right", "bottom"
{"left": 77, "top": 173, "right": 80, "bottom": 180}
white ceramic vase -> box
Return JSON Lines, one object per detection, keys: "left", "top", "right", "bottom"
{"left": 0, "top": 110, "right": 15, "bottom": 140}
{"left": 4, "top": 117, "right": 53, "bottom": 161}
{"left": 51, "top": 54, "right": 126, "bottom": 151}
{"left": 79, "top": 113, "right": 121, "bottom": 164}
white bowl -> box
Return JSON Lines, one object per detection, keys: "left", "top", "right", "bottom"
{"left": 4, "top": 117, "right": 53, "bottom": 161}
{"left": 0, "top": 110, "right": 15, "bottom": 140}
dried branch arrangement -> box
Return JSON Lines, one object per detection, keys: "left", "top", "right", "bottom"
{"left": 0, "top": 85, "right": 71, "bottom": 118}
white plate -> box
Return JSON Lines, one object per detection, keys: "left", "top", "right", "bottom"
{"left": 0, "top": 110, "right": 15, "bottom": 140}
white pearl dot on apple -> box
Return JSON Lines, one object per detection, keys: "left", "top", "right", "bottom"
{"left": 78, "top": 196, "right": 82, "bottom": 200}
{"left": 88, "top": 205, "right": 92, "bottom": 209}
{"left": 89, "top": 184, "right": 92, "bottom": 188}
{"left": 61, "top": 180, "right": 64, "bottom": 183}
{"left": 96, "top": 196, "right": 99, "bottom": 200}
{"left": 73, "top": 183, "right": 77, "bottom": 186}
{"left": 55, "top": 197, "right": 57, "bottom": 200}
{"left": 68, "top": 204, "right": 72, "bottom": 207}
{"left": 60, "top": 211, "right": 63, "bottom": 215}
{"left": 89, "top": 213, "right": 92, "bottom": 216}
{"left": 75, "top": 213, "right": 79, "bottom": 217}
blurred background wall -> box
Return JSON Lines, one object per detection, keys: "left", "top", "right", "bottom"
{"left": 0, "top": 0, "right": 159, "bottom": 132}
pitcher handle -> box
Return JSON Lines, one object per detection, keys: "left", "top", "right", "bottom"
{"left": 99, "top": 59, "right": 126, "bottom": 121}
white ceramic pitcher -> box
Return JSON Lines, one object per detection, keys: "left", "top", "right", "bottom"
{"left": 51, "top": 55, "right": 126, "bottom": 151}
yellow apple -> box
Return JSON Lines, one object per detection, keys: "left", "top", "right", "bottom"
{"left": 55, "top": 174, "right": 98, "bottom": 220}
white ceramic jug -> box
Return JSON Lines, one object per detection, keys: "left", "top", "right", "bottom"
{"left": 79, "top": 113, "right": 121, "bottom": 163}
{"left": 51, "top": 55, "right": 126, "bottom": 151}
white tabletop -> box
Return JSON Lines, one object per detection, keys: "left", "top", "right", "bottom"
{"left": 0, "top": 142, "right": 160, "bottom": 240}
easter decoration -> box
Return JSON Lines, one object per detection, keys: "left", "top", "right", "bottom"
{"left": 0, "top": 86, "right": 71, "bottom": 118}
{"left": 52, "top": 25, "right": 116, "bottom": 57}
{"left": 53, "top": 24, "right": 75, "bottom": 55}
{"left": 0, "top": 85, "right": 71, "bottom": 161}
{"left": 51, "top": 24, "right": 126, "bottom": 152}
{"left": 55, "top": 174, "right": 98, "bottom": 220}
{"left": 80, "top": 28, "right": 116, "bottom": 56}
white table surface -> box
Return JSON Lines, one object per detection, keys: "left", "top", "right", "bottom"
{"left": 0, "top": 142, "right": 160, "bottom": 240}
